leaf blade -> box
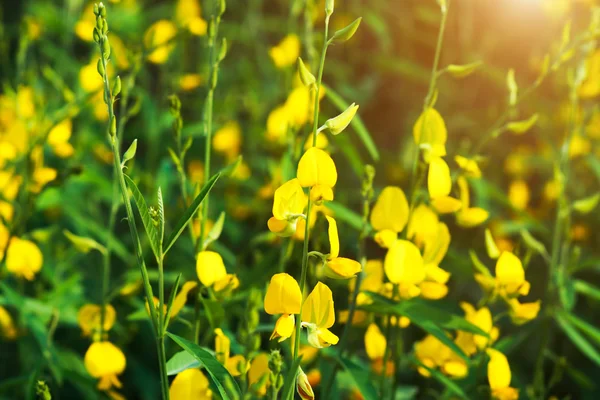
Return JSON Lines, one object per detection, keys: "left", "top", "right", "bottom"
{"left": 124, "top": 174, "right": 161, "bottom": 260}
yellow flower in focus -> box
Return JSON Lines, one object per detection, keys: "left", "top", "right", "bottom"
{"left": 176, "top": 0, "right": 207, "bottom": 36}
{"left": 264, "top": 273, "right": 302, "bottom": 342}
{"left": 145, "top": 20, "right": 177, "bottom": 64}
{"left": 428, "top": 156, "right": 452, "bottom": 199}
{"left": 213, "top": 121, "right": 242, "bottom": 160}
{"left": 77, "top": 304, "right": 117, "bottom": 337}
{"left": 196, "top": 251, "right": 227, "bottom": 287}
{"left": 507, "top": 299, "right": 541, "bottom": 325}
{"left": 413, "top": 108, "right": 447, "bottom": 161}
{"left": 323, "top": 216, "right": 362, "bottom": 279}
{"left": 495, "top": 251, "right": 530, "bottom": 298}
{"left": 459, "top": 303, "right": 498, "bottom": 351}
{"left": 6, "top": 237, "right": 43, "bottom": 280}
{"left": 0, "top": 306, "right": 17, "bottom": 339}
{"left": 84, "top": 341, "right": 126, "bottom": 390}
{"left": 301, "top": 282, "right": 339, "bottom": 348}
{"left": 297, "top": 147, "right": 337, "bottom": 188}
{"left": 47, "top": 119, "right": 75, "bottom": 158}
{"left": 384, "top": 240, "right": 425, "bottom": 296}
{"left": 370, "top": 186, "right": 409, "bottom": 248}
{"left": 169, "top": 368, "right": 213, "bottom": 399}
{"left": 269, "top": 34, "right": 301, "bottom": 68}
{"left": 407, "top": 204, "right": 439, "bottom": 247}
{"left": 487, "top": 349, "right": 519, "bottom": 400}
{"left": 268, "top": 178, "right": 306, "bottom": 237}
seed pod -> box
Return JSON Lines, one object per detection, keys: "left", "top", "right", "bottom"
{"left": 112, "top": 76, "right": 121, "bottom": 96}
{"left": 93, "top": 27, "right": 100, "bottom": 42}
{"left": 101, "top": 37, "right": 111, "bottom": 59}
{"left": 97, "top": 59, "right": 105, "bottom": 77}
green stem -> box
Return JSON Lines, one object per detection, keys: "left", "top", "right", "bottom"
{"left": 310, "top": 15, "right": 330, "bottom": 147}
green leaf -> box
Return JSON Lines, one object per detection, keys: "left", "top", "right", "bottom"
{"left": 166, "top": 350, "right": 201, "bottom": 376}
{"left": 163, "top": 273, "right": 182, "bottom": 332}
{"left": 563, "top": 312, "right": 600, "bottom": 346}
{"left": 556, "top": 312, "right": 600, "bottom": 367}
{"left": 326, "top": 201, "right": 364, "bottom": 231}
{"left": 63, "top": 230, "right": 107, "bottom": 254}
{"left": 204, "top": 211, "right": 226, "bottom": 249}
{"left": 280, "top": 356, "right": 303, "bottom": 400}
{"left": 330, "top": 17, "right": 362, "bottom": 43}
{"left": 323, "top": 84, "right": 380, "bottom": 161}
{"left": 166, "top": 332, "right": 241, "bottom": 399}
{"left": 446, "top": 61, "right": 483, "bottom": 78}
{"left": 573, "top": 193, "right": 600, "bottom": 214}
{"left": 337, "top": 356, "right": 378, "bottom": 400}
{"left": 574, "top": 280, "right": 600, "bottom": 302}
{"left": 519, "top": 229, "right": 550, "bottom": 262}
{"left": 506, "top": 114, "right": 539, "bottom": 134}
{"left": 122, "top": 139, "right": 137, "bottom": 166}
{"left": 218, "top": 156, "right": 243, "bottom": 177}
{"left": 157, "top": 187, "right": 165, "bottom": 249}
{"left": 164, "top": 173, "right": 220, "bottom": 254}
{"left": 124, "top": 174, "right": 161, "bottom": 260}
{"left": 412, "top": 357, "right": 467, "bottom": 399}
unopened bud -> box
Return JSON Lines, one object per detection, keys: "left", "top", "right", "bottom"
{"left": 93, "top": 3, "right": 99, "bottom": 16}
{"left": 296, "top": 368, "right": 315, "bottom": 400}
{"left": 97, "top": 59, "right": 105, "bottom": 77}
{"left": 109, "top": 116, "right": 117, "bottom": 136}
{"left": 331, "top": 17, "right": 362, "bottom": 43}
{"left": 99, "top": 2, "right": 106, "bottom": 17}
{"left": 101, "top": 37, "right": 111, "bottom": 59}
{"left": 218, "top": 0, "right": 226, "bottom": 16}
{"left": 112, "top": 76, "right": 121, "bottom": 96}
{"left": 325, "top": 0, "right": 334, "bottom": 16}
{"left": 321, "top": 102, "right": 359, "bottom": 135}
{"left": 93, "top": 27, "right": 100, "bottom": 43}
{"left": 297, "top": 57, "right": 316, "bottom": 87}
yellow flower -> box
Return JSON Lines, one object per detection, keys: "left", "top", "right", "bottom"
{"left": 170, "top": 281, "right": 198, "bottom": 318}
{"left": 487, "top": 349, "right": 519, "bottom": 400}
{"left": 507, "top": 299, "right": 541, "bottom": 325}
{"left": 454, "top": 155, "right": 481, "bottom": 178}
{"left": 365, "top": 323, "right": 386, "bottom": 360}
{"left": 145, "top": 20, "right": 177, "bottom": 64}
{"left": 579, "top": 49, "right": 600, "bottom": 99}
{"left": 266, "top": 106, "right": 290, "bottom": 143}
{"left": 0, "top": 306, "right": 17, "bottom": 339}
{"left": 455, "top": 177, "right": 489, "bottom": 228}
{"left": 415, "top": 334, "right": 467, "bottom": 378}
{"left": 370, "top": 186, "right": 409, "bottom": 248}
{"left": 508, "top": 179, "right": 530, "bottom": 211}
{"left": 495, "top": 251, "right": 530, "bottom": 298}
{"left": 169, "top": 368, "right": 213, "bottom": 399}
{"left": 269, "top": 34, "right": 301, "bottom": 68}
{"left": 301, "top": 282, "right": 339, "bottom": 348}
{"left": 428, "top": 156, "right": 451, "bottom": 199}
{"left": 384, "top": 240, "right": 425, "bottom": 297}
{"left": 214, "top": 328, "right": 248, "bottom": 376}
{"left": 458, "top": 302, "right": 498, "bottom": 352}
{"left": 77, "top": 304, "right": 117, "bottom": 337}
{"left": 296, "top": 368, "right": 315, "bottom": 400}
{"left": 407, "top": 204, "right": 439, "bottom": 247}
{"left": 413, "top": 108, "right": 447, "bottom": 161}
{"left": 84, "top": 341, "right": 127, "bottom": 390}
{"left": 176, "top": 0, "right": 207, "bottom": 36}
{"left": 213, "top": 121, "right": 242, "bottom": 160}
{"left": 47, "top": 119, "right": 75, "bottom": 158}
{"left": 264, "top": 273, "right": 302, "bottom": 342}
{"left": 349, "top": 259, "right": 384, "bottom": 304}
{"left": 196, "top": 251, "right": 227, "bottom": 287}
{"left": 268, "top": 178, "right": 306, "bottom": 237}
{"left": 179, "top": 74, "right": 204, "bottom": 91}
{"left": 248, "top": 353, "right": 270, "bottom": 396}
{"left": 213, "top": 273, "right": 239, "bottom": 294}
{"left": 6, "top": 237, "right": 43, "bottom": 280}
{"left": 297, "top": 147, "right": 337, "bottom": 189}
{"left": 323, "top": 216, "right": 361, "bottom": 279}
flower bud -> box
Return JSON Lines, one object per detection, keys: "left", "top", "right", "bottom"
{"left": 321, "top": 102, "right": 359, "bottom": 135}
{"left": 97, "top": 59, "right": 105, "bottom": 77}
{"left": 101, "top": 37, "right": 111, "bottom": 59}
{"left": 93, "top": 3, "right": 99, "bottom": 16}
{"left": 331, "top": 17, "right": 362, "bottom": 43}
{"left": 93, "top": 27, "right": 100, "bottom": 42}
{"left": 325, "top": 0, "right": 334, "bottom": 16}
{"left": 296, "top": 368, "right": 315, "bottom": 400}
{"left": 297, "top": 57, "right": 316, "bottom": 87}
{"left": 112, "top": 76, "right": 121, "bottom": 96}
{"left": 109, "top": 116, "right": 117, "bottom": 136}
{"left": 218, "top": 0, "right": 226, "bottom": 16}
{"left": 98, "top": 2, "right": 106, "bottom": 17}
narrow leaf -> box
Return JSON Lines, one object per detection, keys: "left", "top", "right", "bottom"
{"left": 163, "top": 273, "right": 182, "bottom": 332}
{"left": 574, "top": 280, "right": 600, "bottom": 302}
{"left": 166, "top": 332, "right": 241, "bottom": 399}
{"left": 166, "top": 350, "right": 201, "bottom": 376}
{"left": 63, "top": 230, "right": 107, "bottom": 254}
{"left": 338, "top": 356, "right": 378, "bottom": 400}
{"left": 573, "top": 193, "right": 600, "bottom": 214}
{"left": 446, "top": 61, "right": 483, "bottom": 78}
{"left": 564, "top": 312, "right": 600, "bottom": 346}
{"left": 204, "top": 211, "right": 226, "bottom": 249}
{"left": 506, "top": 114, "right": 539, "bottom": 134}
{"left": 556, "top": 312, "right": 600, "bottom": 367}
{"left": 164, "top": 173, "right": 220, "bottom": 254}
{"left": 124, "top": 174, "right": 161, "bottom": 260}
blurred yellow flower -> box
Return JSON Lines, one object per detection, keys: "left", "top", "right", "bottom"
{"left": 84, "top": 341, "right": 126, "bottom": 390}
{"left": 508, "top": 179, "right": 530, "bottom": 211}
{"left": 487, "top": 349, "right": 519, "bottom": 400}
{"left": 415, "top": 334, "right": 467, "bottom": 378}
{"left": 384, "top": 240, "right": 425, "bottom": 297}
{"left": 370, "top": 186, "right": 409, "bottom": 248}
{"left": 269, "top": 34, "right": 301, "bottom": 68}
{"left": 455, "top": 177, "right": 489, "bottom": 228}
{"left": 264, "top": 273, "right": 302, "bottom": 342}
{"left": 6, "top": 237, "right": 43, "bottom": 280}
{"left": 413, "top": 107, "right": 447, "bottom": 161}
{"left": 77, "top": 304, "right": 117, "bottom": 337}
{"left": 196, "top": 251, "right": 227, "bottom": 286}
{"left": 248, "top": 353, "right": 270, "bottom": 396}
{"left": 213, "top": 121, "right": 242, "bottom": 160}
{"left": 145, "top": 20, "right": 177, "bottom": 64}
{"left": 176, "top": 0, "right": 207, "bottom": 36}
{"left": 364, "top": 323, "right": 386, "bottom": 360}
{"left": 47, "top": 119, "right": 75, "bottom": 158}
{"left": 169, "top": 368, "right": 213, "bottom": 399}
{"left": 179, "top": 74, "right": 204, "bottom": 91}
{"left": 0, "top": 306, "right": 17, "bottom": 339}
{"left": 454, "top": 155, "right": 481, "bottom": 178}
{"left": 507, "top": 299, "right": 541, "bottom": 325}
{"left": 301, "top": 282, "right": 339, "bottom": 348}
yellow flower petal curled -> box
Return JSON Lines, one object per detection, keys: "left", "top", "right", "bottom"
{"left": 302, "top": 282, "right": 335, "bottom": 331}
{"left": 428, "top": 156, "right": 452, "bottom": 199}
{"left": 169, "top": 368, "right": 212, "bottom": 399}
{"left": 264, "top": 273, "right": 302, "bottom": 315}
{"left": 326, "top": 216, "right": 340, "bottom": 258}
{"left": 6, "top": 237, "right": 43, "bottom": 280}
{"left": 456, "top": 207, "right": 489, "bottom": 228}
{"left": 77, "top": 304, "right": 117, "bottom": 336}
{"left": 214, "top": 328, "right": 231, "bottom": 365}
{"left": 374, "top": 229, "right": 398, "bottom": 249}
{"left": 370, "top": 186, "right": 409, "bottom": 233}
{"left": 144, "top": 20, "right": 177, "bottom": 64}
{"left": 304, "top": 324, "right": 339, "bottom": 348}
{"left": 196, "top": 251, "right": 227, "bottom": 287}
{"left": 269, "top": 34, "right": 301, "bottom": 68}
{"left": 272, "top": 179, "right": 306, "bottom": 221}
{"left": 508, "top": 299, "right": 541, "bottom": 325}
{"left": 324, "top": 257, "right": 362, "bottom": 280}
{"left": 271, "top": 314, "right": 295, "bottom": 342}
{"left": 267, "top": 217, "right": 297, "bottom": 237}
{"left": 419, "top": 281, "right": 448, "bottom": 300}
{"left": 431, "top": 196, "right": 462, "bottom": 214}
{"left": 84, "top": 341, "right": 126, "bottom": 391}
{"left": 384, "top": 240, "right": 425, "bottom": 285}
{"left": 365, "top": 323, "right": 386, "bottom": 360}
{"left": 297, "top": 147, "right": 337, "bottom": 188}
{"left": 213, "top": 274, "right": 239, "bottom": 294}
{"left": 413, "top": 108, "right": 447, "bottom": 160}
{"left": 170, "top": 281, "right": 198, "bottom": 318}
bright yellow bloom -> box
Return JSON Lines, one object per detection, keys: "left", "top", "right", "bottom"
{"left": 301, "top": 282, "right": 339, "bottom": 348}
{"left": 407, "top": 204, "right": 439, "bottom": 247}
{"left": 350, "top": 259, "right": 384, "bottom": 305}
{"left": 455, "top": 177, "right": 489, "bottom": 228}
{"left": 323, "top": 216, "right": 361, "bottom": 279}
{"left": 176, "top": 0, "right": 207, "bottom": 36}
{"left": 170, "top": 281, "right": 198, "bottom": 318}
{"left": 6, "top": 237, "right": 43, "bottom": 280}
{"left": 266, "top": 106, "right": 290, "bottom": 143}
{"left": 413, "top": 108, "right": 447, "bottom": 161}
{"left": 428, "top": 156, "right": 451, "bottom": 199}
{"left": 144, "top": 20, "right": 177, "bottom": 64}
{"left": 458, "top": 303, "right": 498, "bottom": 352}
{"left": 47, "top": 119, "right": 75, "bottom": 158}
{"left": 415, "top": 334, "right": 467, "bottom": 378}
{"left": 297, "top": 147, "right": 337, "bottom": 189}
{"left": 370, "top": 186, "right": 409, "bottom": 248}
{"left": 365, "top": 323, "right": 386, "bottom": 360}
{"left": 269, "top": 34, "right": 301, "bottom": 68}
{"left": 268, "top": 178, "right": 306, "bottom": 237}
{"left": 196, "top": 251, "right": 227, "bottom": 287}
{"left": 495, "top": 251, "right": 529, "bottom": 298}
{"left": 264, "top": 273, "right": 302, "bottom": 342}
{"left": 0, "top": 306, "right": 17, "bottom": 339}
{"left": 213, "top": 121, "right": 242, "bottom": 160}
{"left": 384, "top": 240, "right": 425, "bottom": 295}
{"left": 84, "top": 341, "right": 126, "bottom": 390}
{"left": 169, "top": 368, "right": 212, "bottom": 399}
{"left": 77, "top": 304, "right": 117, "bottom": 337}
{"left": 487, "top": 349, "right": 519, "bottom": 400}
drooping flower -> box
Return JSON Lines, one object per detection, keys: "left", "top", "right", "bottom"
{"left": 169, "top": 368, "right": 213, "bottom": 399}
{"left": 487, "top": 349, "right": 519, "bottom": 400}
{"left": 196, "top": 251, "right": 227, "bottom": 287}
{"left": 301, "top": 282, "right": 339, "bottom": 348}
{"left": 370, "top": 186, "right": 409, "bottom": 248}
{"left": 84, "top": 341, "right": 127, "bottom": 390}
{"left": 264, "top": 273, "right": 302, "bottom": 342}
{"left": 6, "top": 237, "right": 43, "bottom": 280}
{"left": 77, "top": 304, "right": 117, "bottom": 337}
{"left": 323, "top": 216, "right": 361, "bottom": 279}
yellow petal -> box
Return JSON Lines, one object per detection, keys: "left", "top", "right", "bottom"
{"left": 6, "top": 238, "right": 43, "bottom": 280}
{"left": 302, "top": 282, "right": 335, "bottom": 329}
{"left": 325, "top": 215, "right": 340, "bottom": 258}
{"left": 0, "top": 306, "right": 17, "bottom": 339}
{"left": 495, "top": 251, "right": 525, "bottom": 293}
{"left": 384, "top": 240, "right": 425, "bottom": 285}
{"left": 374, "top": 229, "right": 398, "bottom": 248}
{"left": 442, "top": 360, "right": 468, "bottom": 378}
{"left": 77, "top": 304, "right": 117, "bottom": 336}
{"left": 508, "top": 299, "right": 541, "bottom": 325}
{"left": 365, "top": 323, "right": 387, "bottom": 360}
{"left": 169, "top": 368, "right": 212, "bottom": 400}
{"left": 309, "top": 184, "right": 334, "bottom": 203}
{"left": 170, "top": 281, "right": 198, "bottom": 318}
{"left": 297, "top": 147, "right": 337, "bottom": 188}
{"left": 268, "top": 217, "right": 296, "bottom": 237}
{"left": 424, "top": 263, "right": 451, "bottom": 284}
{"left": 84, "top": 342, "right": 126, "bottom": 380}
{"left": 325, "top": 257, "right": 362, "bottom": 279}
{"left": 144, "top": 20, "right": 177, "bottom": 64}
{"left": 456, "top": 207, "right": 489, "bottom": 228}
{"left": 226, "top": 355, "right": 247, "bottom": 377}
{"left": 419, "top": 281, "right": 448, "bottom": 299}
{"left": 457, "top": 176, "right": 471, "bottom": 208}
{"left": 485, "top": 229, "right": 501, "bottom": 259}
{"left": 264, "top": 273, "right": 302, "bottom": 315}
{"left": 422, "top": 222, "right": 450, "bottom": 266}
{"left": 454, "top": 155, "right": 481, "bottom": 178}
{"left": 428, "top": 156, "right": 452, "bottom": 199}
{"left": 270, "top": 314, "right": 296, "bottom": 342}
{"left": 370, "top": 186, "right": 409, "bottom": 233}
{"left": 248, "top": 353, "right": 270, "bottom": 394}
{"left": 413, "top": 108, "right": 447, "bottom": 159}
{"left": 431, "top": 196, "right": 462, "bottom": 214}
{"left": 487, "top": 349, "right": 512, "bottom": 390}
{"left": 196, "top": 251, "right": 227, "bottom": 287}
{"left": 270, "top": 34, "right": 301, "bottom": 68}
{"left": 273, "top": 178, "right": 306, "bottom": 220}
